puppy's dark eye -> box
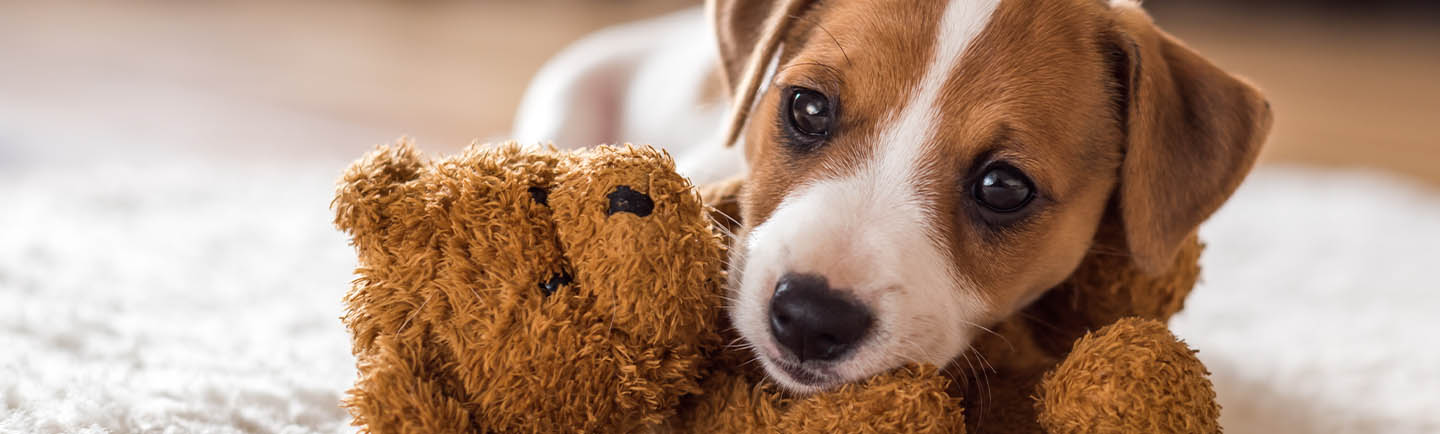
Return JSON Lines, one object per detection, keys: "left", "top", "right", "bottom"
{"left": 789, "top": 88, "right": 831, "bottom": 136}
{"left": 783, "top": 87, "right": 833, "bottom": 148}
{"left": 973, "top": 164, "right": 1034, "bottom": 213}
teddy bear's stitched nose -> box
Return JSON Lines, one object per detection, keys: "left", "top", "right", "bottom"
{"left": 606, "top": 185, "right": 654, "bottom": 217}
{"left": 528, "top": 186, "right": 549, "bottom": 205}
{"left": 769, "top": 273, "right": 872, "bottom": 362}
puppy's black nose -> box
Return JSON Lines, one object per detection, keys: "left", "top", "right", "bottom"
{"left": 769, "top": 273, "right": 872, "bottom": 362}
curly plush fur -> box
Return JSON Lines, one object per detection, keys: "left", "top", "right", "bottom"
{"left": 333, "top": 140, "right": 1216, "bottom": 433}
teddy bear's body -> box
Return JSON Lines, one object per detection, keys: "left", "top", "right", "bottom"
{"left": 334, "top": 141, "right": 1217, "bottom": 433}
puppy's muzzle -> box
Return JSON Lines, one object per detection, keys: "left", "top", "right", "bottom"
{"left": 768, "top": 273, "right": 873, "bottom": 362}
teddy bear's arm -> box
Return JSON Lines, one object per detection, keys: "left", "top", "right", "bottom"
{"left": 772, "top": 364, "right": 967, "bottom": 434}
{"left": 1035, "top": 317, "right": 1220, "bottom": 434}
{"left": 343, "top": 335, "right": 474, "bottom": 434}
{"left": 674, "top": 363, "right": 964, "bottom": 434}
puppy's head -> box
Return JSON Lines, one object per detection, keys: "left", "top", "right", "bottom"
{"left": 711, "top": 0, "right": 1272, "bottom": 393}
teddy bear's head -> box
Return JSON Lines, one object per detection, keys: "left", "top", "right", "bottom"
{"left": 334, "top": 141, "right": 728, "bottom": 433}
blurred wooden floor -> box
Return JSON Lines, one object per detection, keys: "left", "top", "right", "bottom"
{"left": 1, "top": 1, "right": 1436, "bottom": 186}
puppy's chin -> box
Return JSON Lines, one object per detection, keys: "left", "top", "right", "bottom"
{"left": 756, "top": 353, "right": 840, "bottom": 395}
{"left": 749, "top": 326, "right": 977, "bottom": 394}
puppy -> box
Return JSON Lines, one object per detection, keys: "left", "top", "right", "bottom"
{"left": 514, "top": 0, "right": 1272, "bottom": 394}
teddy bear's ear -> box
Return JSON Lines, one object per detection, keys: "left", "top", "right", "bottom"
{"left": 333, "top": 140, "right": 428, "bottom": 237}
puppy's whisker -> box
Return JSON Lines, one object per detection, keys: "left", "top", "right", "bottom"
{"left": 726, "top": 338, "right": 757, "bottom": 352}
{"left": 894, "top": 334, "right": 938, "bottom": 369}
{"left": 957, "top": 352, "right": 981, "bottom": 413}
{"left": 975, "top": 348, "right": 996, "bottom": 400}
{"left": 709, "top": 221, "right": 739, "bottom": 240}
{"left": 959, "top": 351, "right": 978, "bottom": 383}
{"left": 961, "top": 319, "right": 1013, "bottom": 352}
{"left": 709, "top": 205, "right": 743, "bottom": 228}
{"left": 973, "top": 348, "right": 998, "bottom": 374}
{"left": 705, "top": 206, "right": 743, "bottom": 232}
{"left": 969, "top": 350, "right": 995, "bottom": 432}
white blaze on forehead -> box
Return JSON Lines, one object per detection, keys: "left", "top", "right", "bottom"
{"left": 876, "top": 0, "right": 1002, "bottom": 181}
{"left": 735, "top": 0, "right": 1003, "bottom": 391}
{"left": 840, "top": 0, "right": 1002, "bottom": 300}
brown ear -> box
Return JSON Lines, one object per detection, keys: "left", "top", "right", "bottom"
{"left": 333, "top": 140, "right": 427, "bottom": 238}
{"left": 706, "top": 0, "right": 811, "bottom": 147}
{"left": 1109, "top": 5, "right": 1274, "bottom": 273}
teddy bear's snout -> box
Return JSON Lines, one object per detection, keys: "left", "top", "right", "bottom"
{"left": 606, "top": 185, "right": 653, "bottom": 217}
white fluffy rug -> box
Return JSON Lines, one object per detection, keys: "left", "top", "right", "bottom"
{"left": 2, "top": 159, "right": 1437, "bottom": 433}
{"left": 0, "top": 162, "right": 356, "bottom": 433}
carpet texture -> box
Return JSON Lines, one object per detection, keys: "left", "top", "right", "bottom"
{"left": 1, "top": 160, "right": 1436, "bottom": 433}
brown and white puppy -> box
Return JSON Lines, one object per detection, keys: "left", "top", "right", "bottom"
{"left": 514, "top": 0, "right": 1272, "bottom": 394}
{"left": 716, "top": 0, "right": 1271, "bottom": 394}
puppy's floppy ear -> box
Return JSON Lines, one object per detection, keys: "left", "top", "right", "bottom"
{"left": 1106, "top": 5, "right": 1273, "bottom": 274}
{"left": 707, "top": 0, "right": 811, "bottom": 147}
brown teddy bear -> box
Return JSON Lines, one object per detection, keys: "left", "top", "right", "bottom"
{"left": 333, "top": 140, "right": 1217, "bottom": 433}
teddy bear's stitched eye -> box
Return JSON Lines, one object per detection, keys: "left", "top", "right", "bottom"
{"left": 528, "top": 186, "right": 549, "bottom": 206}
{"left": 539, "top": 271, "right": 572, "bottom": 297}
{"left": 606, "top": 185, "right": 654, "bottom": 217}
